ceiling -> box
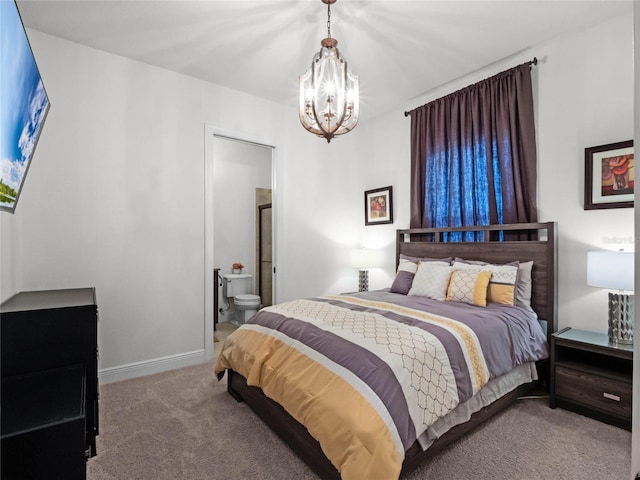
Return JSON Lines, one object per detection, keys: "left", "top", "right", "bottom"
{"left": 18, "top": 0, "right": 632, "bottom": 121}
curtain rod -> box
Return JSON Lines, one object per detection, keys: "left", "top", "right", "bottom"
{"left": 403, "top": 57, "right": 538, "bottom": 117}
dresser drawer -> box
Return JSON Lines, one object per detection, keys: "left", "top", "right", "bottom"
{"left": 555, "top": 365, "right": 632, "bottom": 419}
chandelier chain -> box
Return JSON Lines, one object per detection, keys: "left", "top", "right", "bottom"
{"left": 327, "top": 2, "right": 331, "bottom": 38}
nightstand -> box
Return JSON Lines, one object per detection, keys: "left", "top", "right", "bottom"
{"left": 550, "top": 327, "right": 632, "bottom": 430}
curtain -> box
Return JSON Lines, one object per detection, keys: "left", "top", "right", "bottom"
{"left": 408, "top": 62, "right": 537, "bottom": 239}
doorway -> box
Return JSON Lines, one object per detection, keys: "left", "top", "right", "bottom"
{"left": 204, "top": 127, "right": 277, "bottom": 361}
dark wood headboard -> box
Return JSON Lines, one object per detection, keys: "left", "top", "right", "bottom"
{"left": 396, "top": 222, "right": 558, "bottom": 341}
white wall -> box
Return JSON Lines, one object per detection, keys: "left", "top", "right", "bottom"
{"left": 537, "top": 14, "right": 634, "bottom": 332}
{"left": 1, "top": 213, "right": 19, "bottom": 302}
{"left": 274, "top": 108, "right": 408, "bottom": 298}
{"left": 1, "top": 12, "right": 632, "bottom": 380}
{"left": 276, "top": 118, "right": 365, "bottom": 299}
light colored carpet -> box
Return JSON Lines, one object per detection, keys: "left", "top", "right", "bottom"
{"left": 87, "top": 360, "right": 631, "bottom": 480}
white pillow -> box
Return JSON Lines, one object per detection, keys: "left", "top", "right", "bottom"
{"left": 398, "top": 258, "right": 419, "bottom": 274}
{"left": 408, "top": 263, "right": 453, "bottom": 301}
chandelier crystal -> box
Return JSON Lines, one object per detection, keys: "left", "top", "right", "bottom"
{"left": 299, "top": 0, "right": 359, "bottom": 143}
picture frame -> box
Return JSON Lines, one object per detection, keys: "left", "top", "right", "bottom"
{"left": 364, "top": 186, "right": 393, "bottom": 225}
{"left": 584, "top": 140, "right": 634, "bottom": 210}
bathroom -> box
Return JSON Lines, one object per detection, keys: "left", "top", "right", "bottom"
{"left": 213, "top": 135, "right": 273, "bottom": 327}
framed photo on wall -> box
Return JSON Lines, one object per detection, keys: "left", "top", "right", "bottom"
{"left": 365, "top": 186, "right": 393, "bottom": 225}
{"left": 584, "top": 140, "right": 634, "bottom": 210}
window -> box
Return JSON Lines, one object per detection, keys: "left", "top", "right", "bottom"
{"left": 407, "top": 62, "right": 538, "bottom": 241}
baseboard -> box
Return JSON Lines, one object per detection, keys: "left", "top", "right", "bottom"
{"left": 98, "top": 349, "right": 207, "bottom": 384}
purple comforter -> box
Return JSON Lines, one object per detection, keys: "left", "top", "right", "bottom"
{"left": 215, "top": 290, "right": 548, "bottom": 480}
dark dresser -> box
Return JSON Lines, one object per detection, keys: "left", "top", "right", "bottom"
{"left": 1, "top": 288, "right": 99, "bottom": 479}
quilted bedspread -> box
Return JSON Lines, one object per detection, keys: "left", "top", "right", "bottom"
{"left": 214, "top": 291, "right": 548, "bottom": 480}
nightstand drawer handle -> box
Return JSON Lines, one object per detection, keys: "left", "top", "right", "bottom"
{"left": 603, "top": 392, "right": 621, "bottom": 402}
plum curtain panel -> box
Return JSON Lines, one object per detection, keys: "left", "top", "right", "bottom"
{"left": 408, "top": 62, "right": 537, "bottom": 240}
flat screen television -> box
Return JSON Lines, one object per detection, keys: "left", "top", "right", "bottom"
{"left": 1, "top": 0, "right": 50, "bottom": 213}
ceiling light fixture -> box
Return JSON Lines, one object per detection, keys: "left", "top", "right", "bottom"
{"left": 299, "top": 0, "right": 359, "bottom": 143}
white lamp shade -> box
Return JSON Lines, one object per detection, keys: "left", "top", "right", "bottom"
{"left": 351, "top": 249, "right": 381, "bottom": 269}
{"left": 587, "top": 250, "right": 634, "bottom": 291}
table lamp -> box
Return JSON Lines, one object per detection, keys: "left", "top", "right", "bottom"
{"left": 350, "top": 249, "right": 381, "bottom": 292}
{"left": 587, "top": 250, "right": 634, "bottom": 344}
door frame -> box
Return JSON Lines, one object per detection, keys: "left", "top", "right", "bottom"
{"left": 204, "top": 124, "right": 278, "bottom": 361}
{"left": 258, "top": 202, "right": 272, "bottom": 306}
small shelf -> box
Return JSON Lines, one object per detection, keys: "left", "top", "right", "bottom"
{"left": 1, "top": 365, "right": 87, "bottom": 480}
{"left": 554, "top": 359, "right": 631, "bottom": 384}
{"left": 1, "top": 365, "right": 86, "bottom": 439}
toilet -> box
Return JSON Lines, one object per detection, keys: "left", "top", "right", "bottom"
{"left": 222, "top": 273, "right": 261, "bottom": 324}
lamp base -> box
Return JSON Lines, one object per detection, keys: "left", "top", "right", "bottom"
{"left": 608, "top": 292, "right": 634, "bottom": 345}
{"left": 358, "top": 270, "right": 369, "bottom": 292}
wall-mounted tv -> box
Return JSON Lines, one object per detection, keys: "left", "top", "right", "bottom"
{"left": 1, "top": 0, "right": 50, "bottom": 213}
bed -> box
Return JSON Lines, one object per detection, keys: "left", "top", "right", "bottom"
{"left": 215, "top": 222, "right": 557, "bottom": 479}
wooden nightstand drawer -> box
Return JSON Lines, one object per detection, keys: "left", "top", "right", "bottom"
{"left": 555, "top": 365, "right": 632, "bottom": 419}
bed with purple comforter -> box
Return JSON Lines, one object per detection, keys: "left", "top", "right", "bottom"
{"left": 215, "top": 222, "right": 558, "bottom": 480}
{"left": 215, "top": 289, "right": 549, "bottom": 480}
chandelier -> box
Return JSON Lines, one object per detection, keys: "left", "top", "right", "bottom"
{"left": 299, "top": 0, "right": 359, "bottom": 143}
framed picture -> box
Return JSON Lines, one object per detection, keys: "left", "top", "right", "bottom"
{"left": 584, "top": 140, "right": 634, "bottom": 210}
{"left": 364, "top": 186, "right": 393, "bottom": 225}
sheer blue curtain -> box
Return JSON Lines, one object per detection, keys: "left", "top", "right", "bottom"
{"left": 408, "top": 62, "right": 537, "bottom": 241}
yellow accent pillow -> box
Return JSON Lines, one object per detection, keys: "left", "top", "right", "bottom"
{"left": 488, "top": 283, "right": 515, "bottom": 305}
{"left": 446, "top": 270, "right": 492, "bottom": 307}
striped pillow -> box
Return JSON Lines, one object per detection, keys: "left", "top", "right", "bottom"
{"left": 446, "top": 269, "right": 492, "bottom": 306}
{"left": 452, "top": 260, "right": 518, "bottom": 306}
